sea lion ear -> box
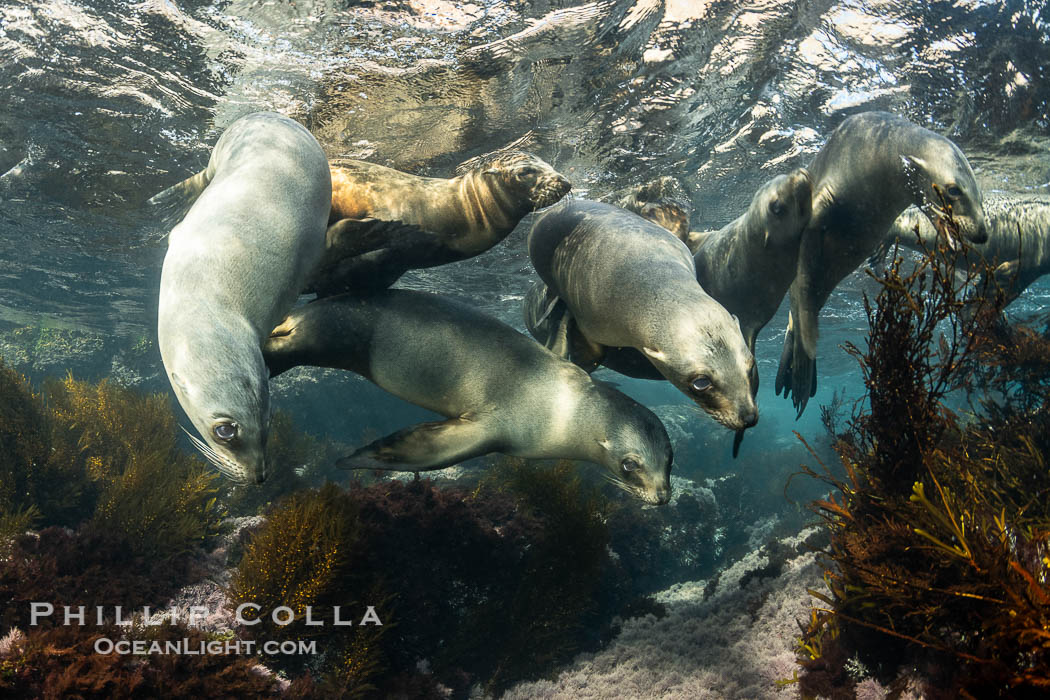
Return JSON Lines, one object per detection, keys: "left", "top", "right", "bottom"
{"left": 596, "top": 438, "right": 612, "bottom": 452}
{"left": 763, "top": 229, "right": 771, "bottom": 248}
{"left": 170, "top": 372, "right": 189, "bottom": 395}
{"left": 641, "top": 346, "right": 667, "bottom": 362}
{"left": 901, "top": 155, "right": 932, "bottom": 203}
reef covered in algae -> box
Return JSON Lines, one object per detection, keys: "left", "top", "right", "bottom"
{"left": 794, "top": 214, "right": 1050, "bottom": 698}
{"left": 0, "top": 363, "right": 733, "bottom": 698}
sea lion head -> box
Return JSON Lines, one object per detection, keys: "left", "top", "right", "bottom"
{"left": 617, "top": 175, "right": 693, "bottom": 241}
{"left": 594, "top": 387, "right": 674, "bottom": 505}
{"left": 481, "top": 151, "right": 572, "bottom": 211}
{"left": 901, "top": 139, "right": 988, "bottom": 244}
{"left": 752, "top": 168, "right": 812, "bottom": 248}
{"left": 167, "top": 344, "right": 269, "bottom": 485}
{"left": 641, "top": 305, "right": 758, "bottom": 432}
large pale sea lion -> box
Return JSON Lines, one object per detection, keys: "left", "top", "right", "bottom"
{"left": 875, "top": 194, "right": 1050, "bottom": 306}
{"left": 775, "top": 111, "right": 988, "bottom": 415}
{"left": 526, "top": 199, "right": 757, "bottom": 432}
{"left": 306, "top": 151, "right": 571, "bottom": 294}
{"left": 263, "top": 290, "right": 673, "bottom": 505}
{"left": 154, "top": 112, "right": 331, "bottom": 484}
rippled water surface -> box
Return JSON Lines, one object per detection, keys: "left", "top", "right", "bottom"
{"left": 2, "top": 0, "right": 1049, "bottom": 449}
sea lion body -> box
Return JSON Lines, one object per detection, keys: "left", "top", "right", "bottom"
{"left": 156, "top": 112, "right": 331, "bottom": 483}
{"left": 309, "top": 152, "right": 571, "bottom": 294}
{"left": 692, "top": 168, "right": 813, "bottom": 357}
{"left": 264, "top": 290, "right": 673, "bottom": 505}
{"left": 527, "top": 199, "right": 757, "bottom": 432}
{"left": 776, "top": 111, "right": 988, "bottom": 414}
{"left": 881, "top": 195, "right": 1050, "bottom": 305}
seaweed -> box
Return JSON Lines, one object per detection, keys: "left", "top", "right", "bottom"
{"left": 795, "top": 204, "right": 1050, "bottom": 697}
{"left": 230, "top": 461, "right": 654, "bottom": 697}
{"left": 0, "top": 622, "right": 289, "bottom": 699}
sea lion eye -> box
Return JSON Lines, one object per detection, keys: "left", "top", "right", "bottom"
{"left": 517, "top": 166, "right": 540, "bottom": 178}
{"left": 768, "top": 199, "right": 786, "bottom": 216}
{"left": 691, "top": 375, "right": 712, "bottom": 392}
{"left": 621, "top": 458, "right": 639, "bottom": 473}
{"left": 214, "top": 422, "right": 238, "bottom": 441}
{"left": 946, "top": 185, "right": 963, "bottom": 199}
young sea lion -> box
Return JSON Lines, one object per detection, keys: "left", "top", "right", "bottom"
{"left": 526, "top": 199, "right": 757, "bottom": 432}
{"left": 616, "top": 175, "right": 693, "bottom": 242}
{"left": 306, "top": 151, "right": 571, "bottom": 294}
{"left": 154, "top": 112, "right": 331, "bottom": 484}
{"left": 263, "top": 290, "right": 673, "bottom": 505}
{"left": 775, "top": 111, "right": 988, "bottom": 416}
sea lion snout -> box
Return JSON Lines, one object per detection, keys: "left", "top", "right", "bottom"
{"left": 742, "top": 409, "right": 758, "bottom": 428}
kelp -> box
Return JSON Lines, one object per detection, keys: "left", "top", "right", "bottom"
{"left": 796, "top": 204, "right": 1050, "bottom": 698}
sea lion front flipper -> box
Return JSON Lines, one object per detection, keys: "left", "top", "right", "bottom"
{"left": 567, "top": 323, "right": 606, "bottom": 373}
{"left": 732, "top": 429, "right": 745, "bottom": 458}
{"left": 336, "top": 417, "right": 494, "bottom": 472}
{"left": 147, "top": 167, "right": 213, "bottom": 228}
{"left": 306, "top": 217, "right": 444, "bottom": 295}
{"left": 774, "top": 312, "right": 795, "bottom": 396}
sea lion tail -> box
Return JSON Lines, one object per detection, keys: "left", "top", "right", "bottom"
{"left": 148, "top": 168, "right": 213, "bottom": 227}
{"left": 336, "top": 418, "right": 492, "bottom": 472}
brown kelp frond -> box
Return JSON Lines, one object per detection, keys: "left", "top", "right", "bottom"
{"left": 796, "top": 202, "right": 1050, "bottom": 698}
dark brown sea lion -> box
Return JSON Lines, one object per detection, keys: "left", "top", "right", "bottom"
{"left": 306, "top": 151, "right": 571, "bottom": 294}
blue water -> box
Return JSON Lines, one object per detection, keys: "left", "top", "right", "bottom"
{"left": 1, "top": 0, "right": 1048, "bottom": 492}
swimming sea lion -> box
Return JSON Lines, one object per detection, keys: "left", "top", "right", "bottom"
{"left": 527, "top": 199, "right": 757, "bottom": 432}
{"left": 306, "top": 151, "right": 571, "bottom": 294}
{"left": 876, "top": 194, "right": 1050, "bottom": 306}
{"left": 775, "top": 111, "right": 988, "bottom": 415}
{"left": 263, "top": 290, "right": 673, "bottom": 505}
{"left": 155, "top": 112, "right": 331, "bottom": 484}
{"left": 616, "top": 175, "right": 693, "bottom": 242}
{"left": 692, "top": 168, "right": 813, "bottom": 369}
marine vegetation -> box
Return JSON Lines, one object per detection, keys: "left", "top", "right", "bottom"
{"left": 0, "top": 621, "right": 313, "bottom": 699}
{"left": 794, "top": 207, "right": 1050, "bottom": 698}
{"left": 231, "top": 459, "right": 661, "bottom": 697}
{"left": 0, "top": 368, "right": 222, "bottom": 558}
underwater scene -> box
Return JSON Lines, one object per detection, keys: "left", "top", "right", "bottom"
{"left": 2, "top": 0, "right": 1050, "bottom": 697}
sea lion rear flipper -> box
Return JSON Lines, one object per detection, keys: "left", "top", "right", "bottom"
{"left": 336, "top": 417, "right": 494, "bottom": 472}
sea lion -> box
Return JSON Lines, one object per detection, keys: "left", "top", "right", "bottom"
{"left": 692, "top": 168, "right": 813, "bottom": 370}
{"left": 875, "top": 194, "right": 1050, "bottom": 306}
{"left": 526, "top": 199, "right": 757, "bottom": 432}
{"left": 154, "top": 112, "right": 331, "bottom": 484}
{"left": 616, "top": 175, "right": 693, "bottom": 242}
{"left": 306, "top": 151, "right": 571, "bottom": 294}
{"left": 775, "top": 111, "right": 988, "bottom": 416}
{"left": 263, "top": 290, "right": 673, "bottom": 505}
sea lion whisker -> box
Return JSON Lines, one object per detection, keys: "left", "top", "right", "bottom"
{"left": 182, "top": 426, "right": 245, "bottom": 481}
